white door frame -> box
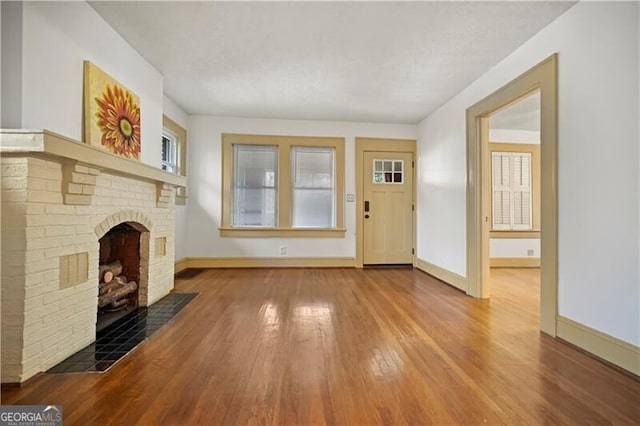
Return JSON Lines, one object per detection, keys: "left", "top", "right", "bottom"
{"left": 466, "top": 54, "right": 559, "bottom": 336}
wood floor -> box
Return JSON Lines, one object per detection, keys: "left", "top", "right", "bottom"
{"left": 2, "top": 268, "right": 639, "bottom": 425}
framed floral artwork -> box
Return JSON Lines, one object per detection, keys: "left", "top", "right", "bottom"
{"left": 83, "top": 61, "right": 141, "bottom": 160}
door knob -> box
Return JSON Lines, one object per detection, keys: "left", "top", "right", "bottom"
{"left": 365, "top": 214, "right": 370, "bottom": 219}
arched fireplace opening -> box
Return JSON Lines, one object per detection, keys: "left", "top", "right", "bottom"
{"left": 97, "top": 222, "right": 147, "bottom": 331}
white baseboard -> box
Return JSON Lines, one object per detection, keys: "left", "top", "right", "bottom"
{"left": 415, "top": 258, "right": 467, "bottom": 291}
{"left": 557, "top": 316, "right": 640, "bottom": 376}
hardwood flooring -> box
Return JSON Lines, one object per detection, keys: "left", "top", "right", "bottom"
{"left": 2, "top": 268, "right": 639, "bottom": 425}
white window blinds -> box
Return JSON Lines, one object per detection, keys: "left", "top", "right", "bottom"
{"left": 291, "top": 146, "right": 335, "bottom": 228}
{"left": 492, "top": 152, "right": 532, "bottom": 230}
{"left": 233, "top": 145, "right": 277, "bottom": 227}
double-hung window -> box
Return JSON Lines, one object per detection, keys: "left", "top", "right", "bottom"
{"left": 221, "top": 134, "right": 345, "bottom": 237}
{"left": 291, "top": 147, "right": 335, "bottom": 228}
{"left": 233, "top": 145, "right": 277, "bottom": 227}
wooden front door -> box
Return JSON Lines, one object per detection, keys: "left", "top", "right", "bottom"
{"left": 363, "top": 151, "right": 414, "bottom": 265}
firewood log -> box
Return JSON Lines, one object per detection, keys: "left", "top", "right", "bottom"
{"left": 98, "top": 281, "right": 138, "bottom": 308}
{"left": 99, "top": 275, "right": 130, "bottom": 295}
{"left": 98, "top": 265, "right": 113, "bottom": 284}
{"left": 109, "top": 298, "right": 129, "bottom": 309}
{"left": 99, "top": 281, "right": 121, "bottom": 295}
{"left": 98, "top": 260, "right": 123, "bottom": 282}
{"left": 111, "top": 261, "right": 123, "bottom": 276}
{"left": 113, "top": 275, "right": 128, "bottom": 285}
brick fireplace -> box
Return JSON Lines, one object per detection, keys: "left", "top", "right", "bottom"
{"left": 1, "top": 130, "right": 186, "bottom": 384}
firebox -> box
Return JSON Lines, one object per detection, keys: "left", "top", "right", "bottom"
{"left": 97, "top": 222, "right": 142, "bottom": 330}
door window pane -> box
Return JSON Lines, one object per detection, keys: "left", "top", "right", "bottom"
{"left": 373, "top": 159, "right": 403, "bottom": 184}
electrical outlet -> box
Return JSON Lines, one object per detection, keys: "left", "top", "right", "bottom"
{"left": 280, "top": 246, "right": 287, "bottom": 255}
{"left": 527, "top": 249, "right": 534, "bottom": 257}
{"left": 346, "top": 194, "right": 355, "bottom": 202}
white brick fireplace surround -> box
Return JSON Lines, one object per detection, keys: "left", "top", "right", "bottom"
{"left": 1, "top": 130, "right": 187, "bottom": 384}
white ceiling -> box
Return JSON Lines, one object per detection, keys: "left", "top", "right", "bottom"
{"left": 490, "top": 91, "right": 540, "bottom": 131}
{"left": 90, "top": 1, "right": 574, "bottom": 124}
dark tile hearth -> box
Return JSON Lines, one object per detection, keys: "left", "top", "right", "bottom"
{"left": 47, "top": 292, "right": 198, "bottom": 374}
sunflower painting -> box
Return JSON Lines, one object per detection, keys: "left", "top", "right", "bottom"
{"left": 83, "top": 61, "right": 141, "bottom": 160}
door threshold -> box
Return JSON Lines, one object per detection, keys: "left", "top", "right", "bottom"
{"left": 363, "top": 264, "right": 413, "bottom": 269}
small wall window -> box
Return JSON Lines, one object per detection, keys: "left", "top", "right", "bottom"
{"left": 161, "top": 131, "right": 179, "bottom": 174}
{"left": 162, "top": 115, "right": 188, "bottom": 204}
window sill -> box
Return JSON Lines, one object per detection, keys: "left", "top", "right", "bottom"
{"left": 490, "top": 230, "right": 540, "bottom": 239}
{"left": 219, "top": 227, "right": 347, "bottom": 238}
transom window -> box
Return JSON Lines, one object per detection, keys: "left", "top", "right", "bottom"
{"left": 221, "top": 134, "right": 345, "bottom": 237}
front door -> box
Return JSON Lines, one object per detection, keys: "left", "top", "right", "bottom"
{"left": 363, "top": 151, "right": 414, "bottom": 264}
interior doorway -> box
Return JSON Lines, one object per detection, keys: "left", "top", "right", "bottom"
{"left": 355, "top": 138, "right": 416, "bottom": 268}
{"left": 466, "top": 54, "right": 558, "bottom": 336}
{"left": 487, "top": 90, "right": 542, "bottom": 323}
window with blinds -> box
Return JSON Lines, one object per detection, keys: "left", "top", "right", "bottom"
{"left": 492, "top": 151, "right": 532, "bottom": 230}
{"left": 221, "top": 134, "right": 345, "bottom": 236}
{"left": 161, "top": 132, "right": 179, "bottom": 174}
{"left": 291, "top": 147, "right": 335, "bottom": 228}
{"left": 233, "top": 145, "right": 277, "bottom": 227}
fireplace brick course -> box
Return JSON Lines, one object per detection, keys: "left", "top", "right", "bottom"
{"left": 1, "top": 150, "right": 179, "bottom": 383}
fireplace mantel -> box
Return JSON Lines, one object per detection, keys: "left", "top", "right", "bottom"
{"left": 0, "top": 129, "right": 187, "bottom": 188}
